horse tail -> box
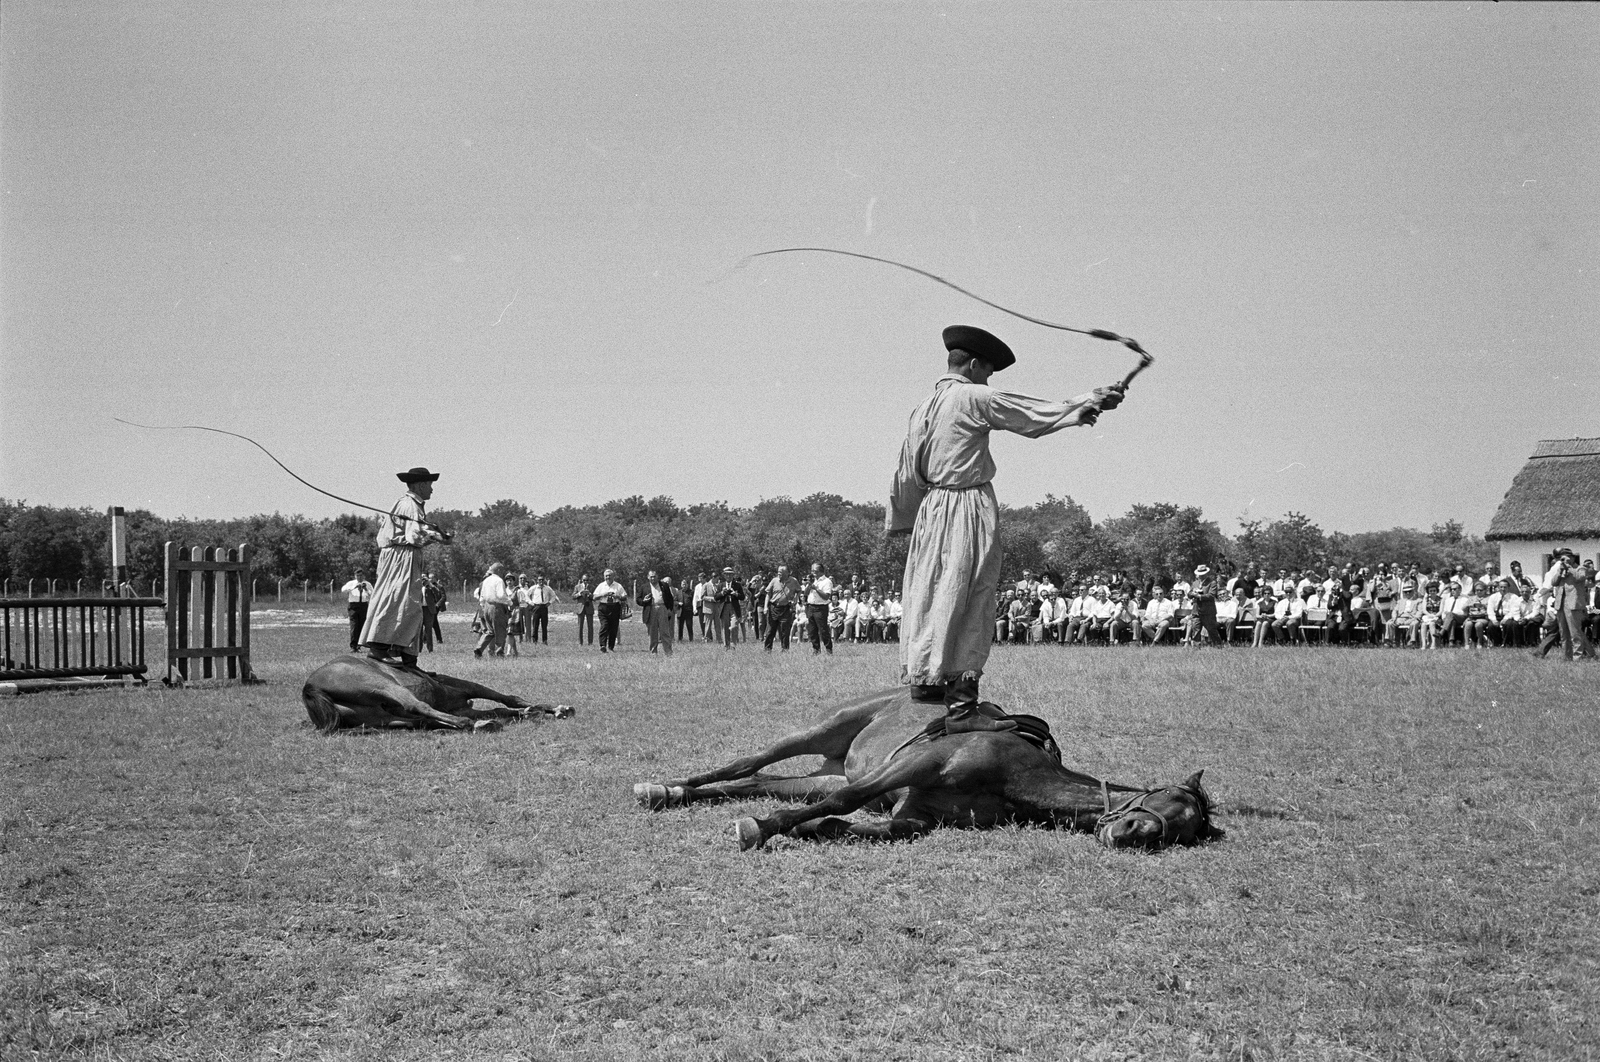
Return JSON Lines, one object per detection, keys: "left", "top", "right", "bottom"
{"left": 301, "top": 683, "right": 343, "bottom": 734}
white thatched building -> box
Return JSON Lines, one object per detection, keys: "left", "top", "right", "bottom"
{"left": 1485, "top": 437, "right": 1600, "bottom": 577}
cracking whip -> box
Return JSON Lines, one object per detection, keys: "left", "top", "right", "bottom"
{"left": 741, "top": 246, "right": 1154, "bottom": 390}
{"left": 113, "top": 419, "right": 453, "bottom": 541}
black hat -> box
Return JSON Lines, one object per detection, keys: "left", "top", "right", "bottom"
{"left": 943, "top": 325, "right": 1014, "bottom": 371}
{"left": 397, "top": 466, "right": 440, "bottom": 483}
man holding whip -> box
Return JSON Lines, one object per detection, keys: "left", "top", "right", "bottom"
{"left": 888, "top": 325, "right": 1128, "bottom": 732}
{"left": 361, "top": 466, "right": 447, "bottom": 666}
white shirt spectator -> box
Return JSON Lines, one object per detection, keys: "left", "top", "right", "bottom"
{"left": 340, "top": 578, "right": 373, "bottom": 603}
{"left": 807, "top": 575, "right": 835, "bottom": 606}
{"left": 593, "top": 578, "right": 628, "bottom": 604}
{"left": 1143, "top": 598, "right": 1176, "bottom": 625}
{"left": 477, "top": 573, "right": 510, "bottom": 606}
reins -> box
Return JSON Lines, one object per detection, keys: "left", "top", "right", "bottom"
{"left": 1095, "top": 781, "right": 1211, "bottom": 848}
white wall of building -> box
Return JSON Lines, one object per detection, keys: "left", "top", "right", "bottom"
{"left": 1498, "top": 538, "right": 1600, "bottom": 579}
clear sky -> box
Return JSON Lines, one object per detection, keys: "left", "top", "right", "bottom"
{"left": 3, "top": 2, "right": 1595, "bottom": 535}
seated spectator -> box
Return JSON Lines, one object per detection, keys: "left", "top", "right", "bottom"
{"left": 1460, "top": 586, "right": 1492, "bottom": 648}
{"left": 1037, "top": 588, "right": 1067, "bottom": 643}
{"left": 1063, "top": 585, "right": 1092, "bottom": 644}
{"left": 1387, "top": 580, "right": 1422, "bottom": 646}
{"left": 1251, "top": 588, "right": 1275, "bottom": 646}
{"left": 994, "top": 589, "right": 1018, "bottom": 643}
{"left": 1219, "top": 587, "right": 1251, "bottom": 644}
{"left": 1438, "top": 581, "right": 1466, "bottom": 647}
{"left": 1108, "top": 590, "right": 1141, "bottom": 645}
{"left": 1323, "top": 579, "right": 1354, "bottom": 646}
{"left": 1080, "top": 588, "right": 1115, "bottom": 643}
{"left": 884, "top": 593, "right": 902, "bottom": 642}
{"left": 1137, "top": 586, "right": 1176, "bottom": 645}
{"left": 1269, "top": 588, "right": 1302, "bottom": 644}
{"left": 1007, "top": 592, "right": 1031, "bottom": 643}
{"left": 1419, "top": 582, "right": 1446, "bottom": 648}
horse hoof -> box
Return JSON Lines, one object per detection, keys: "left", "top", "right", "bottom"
{"left": 733, "top": 817, "right": 765, "bottom": 850}
{"left": 556, "top": 705, "right": 575, "bottom": 719}
{"left": 635, "top": 783, "right": 666, "bottom": 809}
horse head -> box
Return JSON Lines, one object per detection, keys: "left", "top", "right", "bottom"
{"left": 1096, "top": 770, "right": 1223, "bottom": 850}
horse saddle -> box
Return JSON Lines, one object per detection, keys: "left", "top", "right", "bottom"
{"left": 900, "top": 702, "right": 1062, "bottom": 765}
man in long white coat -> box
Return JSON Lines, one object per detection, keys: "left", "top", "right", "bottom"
{"left": 360, "top": 466, "right": 446, "bottom": 666}
{"left": 888, "top": 325, "right": 1124, "bottom": 731}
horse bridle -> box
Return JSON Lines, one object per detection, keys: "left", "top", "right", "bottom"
{"left": 1095, "top": 780, "right": 1212, "bottom": 848}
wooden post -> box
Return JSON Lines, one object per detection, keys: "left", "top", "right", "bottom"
{"left": 239, "top": 544, "right": 254, "bottom": 683}
{"left": 108, "top": 506, "right": 127, "bottom": 592}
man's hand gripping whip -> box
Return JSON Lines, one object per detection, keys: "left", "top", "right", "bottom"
{"left": 742, "top": 246, "right": 1155, "bottom": 390}
{"left": 113, "top": 420, "right": 454, "bottom": 541}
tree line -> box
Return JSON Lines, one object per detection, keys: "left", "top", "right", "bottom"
{"left": 0, "top": 494, "right": 1495, "bottom": 596}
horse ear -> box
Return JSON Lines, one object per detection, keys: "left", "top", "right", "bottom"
{"left": 1182, "top": 769, "right": 1204, "bottom": 790}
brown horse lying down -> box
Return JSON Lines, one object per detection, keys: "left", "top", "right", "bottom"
{"left": 301, "top": 654, "right": 574, "bottom": 733}
{"left": 635, "top": 688, "right": 1220, "bottom": 850}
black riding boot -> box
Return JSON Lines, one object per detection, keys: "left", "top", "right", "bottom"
{"left": 910, "top": 683, "right": 945, "bottom": 703}
{"left": 943, "top": 673, "right": 1016, "bottom": 734}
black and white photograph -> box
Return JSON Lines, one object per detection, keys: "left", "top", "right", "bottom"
{"left": 3, "top": 3, "right": 1597, "bottom": 1059}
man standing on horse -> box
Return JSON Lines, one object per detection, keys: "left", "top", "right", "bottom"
{"left": 888, "top": 326, "right": 1124, "bottom": 731}
{"left": 360, "top": 466, "right": 446, "bottom": 666}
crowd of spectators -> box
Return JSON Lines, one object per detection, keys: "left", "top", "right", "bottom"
{"left": 455, "top": 552, "right": 1597, "bottom": 660}
{"left": 993, "top": 557, "right": 1600, "bottom": 653}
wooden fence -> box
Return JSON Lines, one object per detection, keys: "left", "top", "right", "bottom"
{"left": 0, "top": 597, "right": 161, "bottom": 690}
{"left": 165, "top": 543, "right": 256, "bottom": 685}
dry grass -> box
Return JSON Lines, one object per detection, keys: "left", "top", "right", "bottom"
{"left": 3, "top": 607, "right": 1598, "bottom": 1060}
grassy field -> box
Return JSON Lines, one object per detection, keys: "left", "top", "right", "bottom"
{"left": 4, "top": 606, "right": 1599, "bottom": 1061}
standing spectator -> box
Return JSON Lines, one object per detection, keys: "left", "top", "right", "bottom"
{"left": 725, "top": 569, "right": 747, "bottom": 642}
{"left": 360, "top": 466, "right": 446, "bottom": 666}
{"left": 746, "top": 570, "right": 769, "bottom": 642}
{"left": 764, "top": 565, "right": 800, "bottom": 651}
{"left": 1507, "top": 561, "right": 1536, "bottom": 598}
{"left": 1187, "top": 566, "right": 1223, "bottom": 647}
{"left": 571, "top": 574, "right": 595, "bottom": 645}
{"left": 472, "top": 563, "right": 512, "bottom": 659}
{"left": 805, "top": 563, "right": 835, "bottom": 656}
{"left": 340, "top": 570, "right": 373, "bottom": 653}
{"left": 420, "top": 571, "right": 445, "bottom": 652}
{"left": 636, "top": 571, "right": 676, "bottom": 655}
{"left": 593, "top": 569, "right": 628, "bottom": 653}
{"left": 707, "top": 572, "right": 732, "bottom": 646}
{"left": 885, "top": 592, "right": 903, "bottom": 642}
{"left": 1540, "top": 550, "right": 1596, "bottom": 660}
{"left": 693, "top": 572, "right": 710, "bottom": 638}
{"left": 527, "top": 574, "right": 559, "bottom": 644}
{"left": 716, "top": 569, "right": 743, "bottom": 649}
{"left": 676, "top": 575, "right": 697, "bottom": 642}
{"left": 513, "top": 576, "right": 535, "bottom": 648}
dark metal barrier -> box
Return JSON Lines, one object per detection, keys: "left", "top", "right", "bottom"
{"left": 0, "top": 597, "right": 160, "bottom": 682}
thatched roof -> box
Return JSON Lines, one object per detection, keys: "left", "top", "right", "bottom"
{"left": 1486, "top": 438, "right": 1600, "bottom": 541}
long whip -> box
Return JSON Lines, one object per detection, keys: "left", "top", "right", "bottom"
{"left": 113, "top": 419, "right": 454, "bottom": 540}
{"left": 741, "top": 246, "right": 1154, "bottom": 389}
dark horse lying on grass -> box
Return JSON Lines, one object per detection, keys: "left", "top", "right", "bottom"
{"left": 301, "top": 654, "right": 574, "bottom": 733}
{"left": 635, "top": 688, "right": 1220, "bottom": 850}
